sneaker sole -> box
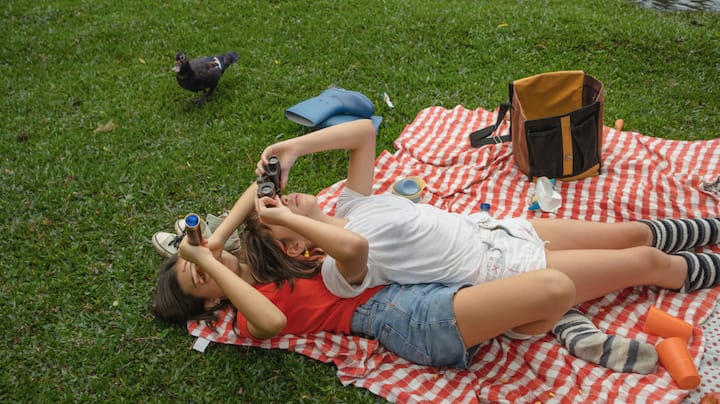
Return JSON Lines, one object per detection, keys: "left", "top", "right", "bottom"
{"left": 174, "top": 219, "right": 185, "bottom": 235}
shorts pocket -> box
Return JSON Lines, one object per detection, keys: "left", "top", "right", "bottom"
{"left": 378, "top": 324, "right": 431, "bottom": 366}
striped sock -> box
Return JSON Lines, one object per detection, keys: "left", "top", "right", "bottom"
{"left": 639, "top": 218, "right": 720, "bottom": 253}
{"left": 552, "top": 309, "right": 658, "bottom": 374}
{"left": 675, "top": 251, "right": 720, "bottom": 292}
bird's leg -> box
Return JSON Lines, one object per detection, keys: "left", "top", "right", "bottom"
{"left": 194, "top": 87, "right": 216, "bottom": 106}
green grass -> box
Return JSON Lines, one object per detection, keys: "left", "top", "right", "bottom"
{"left": 1, "top": 0, "right": 718, "bottom": 401}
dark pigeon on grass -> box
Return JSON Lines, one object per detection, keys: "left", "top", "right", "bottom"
{"left": 173, "top": 51, "right": 238, "bottom": 105}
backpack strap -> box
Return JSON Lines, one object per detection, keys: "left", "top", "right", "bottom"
{"left": 469, "top": 102, "right": 511, "bottom": 147}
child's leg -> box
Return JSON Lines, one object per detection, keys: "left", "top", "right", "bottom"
{"left": 529, "top": 219, "right": 652, "bottom": 250}
{"left": 549, "top": 247, "right": 720, "bottom": 300}
{"left": 452, "top": 269, "right": 576, "bottom": 347}
{"left": 546, "top": 247, "right": 687, "bottom": 303}
{"left": 530, "top": 218, "right": 720, "bottom": 252}
{"left": 638, "top": 218, "right": 720, "bottom": 253}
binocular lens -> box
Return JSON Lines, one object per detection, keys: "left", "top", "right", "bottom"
{"left": 266, "top": 156, "right": 280, "bottom": 174}
{"left": 256, "top": 155, "right": 281, "bottom": 198}
{"left": 258, "top": 182, "right": 276, "bottom": 197}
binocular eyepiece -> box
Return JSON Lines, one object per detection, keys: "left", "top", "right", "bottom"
{"left": 257, "top": 156, "right": 281, "bottom": 198}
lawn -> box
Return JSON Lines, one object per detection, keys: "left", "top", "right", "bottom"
{"left": 1, "top": 0, "right": 719, "bottom": 401}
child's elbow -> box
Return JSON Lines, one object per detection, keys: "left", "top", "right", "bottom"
{"left": 267, "top": 312, "right": 287, "bottom": 335}
{"left": 252, "top": 312, "right": 287, "bottom": 339}
{"left": 332, "top": 234, "right": 369, "bottom": 284}
{"left": 346, "top": 235, "right": 368, "bottom": 261}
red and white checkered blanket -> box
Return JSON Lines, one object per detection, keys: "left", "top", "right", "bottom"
{"left": 189, "top": 106, "right": 720, "bottom": 403}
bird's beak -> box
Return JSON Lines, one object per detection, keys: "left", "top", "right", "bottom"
{"left": 172, "top": 64, "right": 181, "bottom": 73}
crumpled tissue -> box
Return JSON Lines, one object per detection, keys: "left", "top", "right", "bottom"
{"left": 528, "top": 177, "right": 562, "bottom": 213}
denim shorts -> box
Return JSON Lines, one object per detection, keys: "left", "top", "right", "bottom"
{"left": 350, "top": 283, "right": 479, "bottom": 369}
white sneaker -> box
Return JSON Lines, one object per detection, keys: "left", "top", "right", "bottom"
{"left": 152, "top": 231, "right": 183, "bottom": 258}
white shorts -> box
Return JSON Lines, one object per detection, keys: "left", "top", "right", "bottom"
{"left": 474, "top": 217, "right": 548, "bottom": 281}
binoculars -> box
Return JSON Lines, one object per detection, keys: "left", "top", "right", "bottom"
{"left": 257, "top": 156, "right": 281, "bottom": 198}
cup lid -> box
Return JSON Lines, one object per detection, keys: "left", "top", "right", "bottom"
{"left": 394, "top": 178, "right": 420, "bottom": 195}
{"left": 185, "top": 214, "right": 200, "bottom": 226}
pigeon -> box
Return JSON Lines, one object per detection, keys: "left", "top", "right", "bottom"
{"left": 173, "top": 51, "right": 238, "bottom": 104}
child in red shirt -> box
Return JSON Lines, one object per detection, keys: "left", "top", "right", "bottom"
{"left": 161, "top": 235, "right": 573, "bottom": 369}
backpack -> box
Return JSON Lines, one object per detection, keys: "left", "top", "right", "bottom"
{"left": 470, "top": 70, "right": 604, "bottom": 181}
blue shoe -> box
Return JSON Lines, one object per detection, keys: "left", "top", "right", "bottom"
{"left": 315, "top": 114, "right": 383, "bottom": 132}
{"left": 285, "top": 88, "right": 375, "bottom": 127}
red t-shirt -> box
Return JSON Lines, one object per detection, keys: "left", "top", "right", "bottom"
{"left": 234, "top": 274, "right": 383, "bottom": 338}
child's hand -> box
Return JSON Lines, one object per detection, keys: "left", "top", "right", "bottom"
{"left": 205, "top": 235, "right": 224, "bottom": 260}
{"left": 257, "top": 143, "right": 298, "bottom": 190}
{"left": 255, "top": 194, "right": 292, "bottom": 225}
{"left": 177, "top": 237, "right": 214, "bottom": 284}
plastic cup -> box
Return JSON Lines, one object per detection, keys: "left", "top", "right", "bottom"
{"left": 614, "top": 119, "right": 624, "bottom": 131}
{"left": 642, "top": 306, "right": 693, "bottom": 341}
{"left": 656, "top": 337, "right": 700, "bottom": 390}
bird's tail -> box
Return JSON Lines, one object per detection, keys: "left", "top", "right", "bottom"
{"left": 219, "top": 52, "right": 239, "bottom": 70}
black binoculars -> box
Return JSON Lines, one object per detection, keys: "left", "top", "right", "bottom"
{"left": 257, "top": 156, "right": 281, "bottom": 198}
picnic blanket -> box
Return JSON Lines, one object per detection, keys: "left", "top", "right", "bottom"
{"left": 188, "top": 105, "right": 720, "bottom": 403}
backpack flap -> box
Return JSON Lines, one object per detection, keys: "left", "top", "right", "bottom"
{"left": 512, "top": 70, "right": 585, "bottom": 119}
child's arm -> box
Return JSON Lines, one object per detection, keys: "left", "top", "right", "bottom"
{"left": 206, "top": 182, "right": 258, "bottom": 254}
{"left": 179, "top": 239, "right": 286, "bottom": 339}
{"left": 257, "top": 119, "right": 376, "bottom": 196}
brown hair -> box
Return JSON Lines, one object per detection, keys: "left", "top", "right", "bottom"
{"left": 151, "top": 254, "right": 227, "bottom": 326}
{"left": 241, "top": 213, "right": 324, "bottom": 287}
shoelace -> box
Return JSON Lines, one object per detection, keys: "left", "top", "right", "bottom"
{"left": 169, "top": 234, "right": 185, "bottom": 249}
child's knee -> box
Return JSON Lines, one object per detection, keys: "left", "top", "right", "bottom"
{"left": 541, "top": 269, "right": 576, "bottom": 308}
